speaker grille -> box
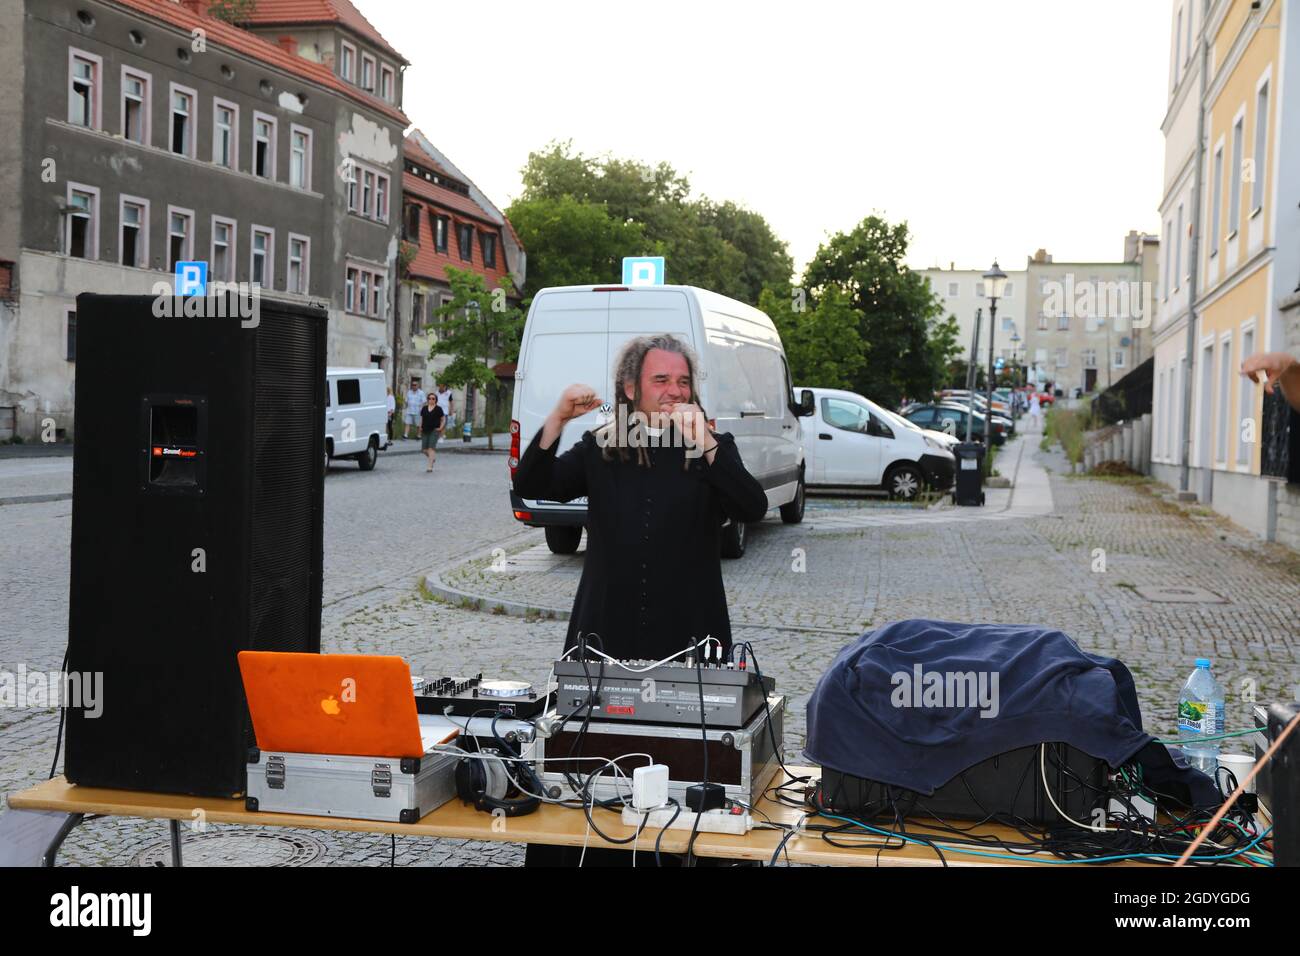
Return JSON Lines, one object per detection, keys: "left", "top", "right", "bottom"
{"left": 251, "top": 313, "right": 322, "bottom": 653}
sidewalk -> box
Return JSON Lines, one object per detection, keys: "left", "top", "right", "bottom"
{"left": 382, "top": 433, "right": 509, "bottom": 456}
{"left": 0, "top": 443, "right": 74, "bottom": 460}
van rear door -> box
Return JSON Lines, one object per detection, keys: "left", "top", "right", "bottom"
{"left": 516, "top": 290, "right": 610, "bottom": 505}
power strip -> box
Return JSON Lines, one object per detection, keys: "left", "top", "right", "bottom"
{"left": 621, "top": 805, "right": 752, "bottom": 835}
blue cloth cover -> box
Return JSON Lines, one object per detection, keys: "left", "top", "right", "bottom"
{"left": 805, "top": 619, "right": 1220, "bottom": 807}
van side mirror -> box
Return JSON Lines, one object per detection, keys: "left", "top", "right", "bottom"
{"left": 793, "top": 389, "right": 815, "bottom": 417}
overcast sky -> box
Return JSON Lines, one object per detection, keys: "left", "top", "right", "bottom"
{"left": 364, "top": 0, "right": 1172, "bottom": 276}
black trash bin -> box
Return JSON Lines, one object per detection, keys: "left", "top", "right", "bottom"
{"left": 953, "top": 442, "right": 985, "bottom": 507}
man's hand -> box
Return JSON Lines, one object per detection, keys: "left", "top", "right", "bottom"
{"left": 667, "top": 403, "right": 712, "bottom": 447}
{"left": 1241, "top": 351, "right": 1300, "bottom": 413}
{"left": 553, "top": 384, "right": 603, "bottom": 424}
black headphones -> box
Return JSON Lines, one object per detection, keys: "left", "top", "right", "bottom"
{"left": 454, "top": 738, "right": 543, "bottom": 817}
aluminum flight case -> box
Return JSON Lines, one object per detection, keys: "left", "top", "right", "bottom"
{"left": 535, "top": 695, "right": 785, "bottom": 807}
{"left": 244, "top": 714, "right": 537, "bottom": 823}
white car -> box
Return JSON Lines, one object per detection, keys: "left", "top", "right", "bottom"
{"left": 509, "top": 284, "right": 812, "bottom": 557}
{"left": 796, "top": 387, "right": 955, "bottom": 499}
{"left": 325, "top": 367, "right": 388, "bottom": 473}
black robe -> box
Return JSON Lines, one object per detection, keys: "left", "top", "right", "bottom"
{"left": 512, "top": 426, "right": 769, "bottom": 661}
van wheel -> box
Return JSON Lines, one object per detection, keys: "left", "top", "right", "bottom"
{"left": 721, "top": 520, "right": 747, "bottom": 559}
{"left": 357, "top": 437, "right": 378, "bottom": 471}
{"left": 780, "top": 472, "right": 805, "bottom": 524}
{"left": 885, "top": 463, "right": 923, "bottom": 501}
{"left": 545, "top": 526, "right": 582, "bottom": 554}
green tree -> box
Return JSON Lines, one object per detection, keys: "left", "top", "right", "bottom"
{"left": 759, "top": 283, "right": 866, "bottom": 390}
{"left": 431, "top": 267, "right": 525, "bottom": 449}
{"left": 510, "top": 141, "right": 791, "bottom": 304}
{"left": 802, "top": 216, "right": 959, "bottom": 408}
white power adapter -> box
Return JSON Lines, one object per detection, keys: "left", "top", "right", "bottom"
{"left": 632, "top": 764, "right": 670, "bottom": 811}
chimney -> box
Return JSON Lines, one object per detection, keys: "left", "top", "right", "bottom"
{"left": 277, "top": 35, "right": 299, "bottom": 55}
{"left": 179, "top": 0, "right": 205, "bottom": 14}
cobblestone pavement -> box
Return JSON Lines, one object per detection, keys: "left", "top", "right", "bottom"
{"left": 3, "top": 433, "right": 1298, "bottom": 866}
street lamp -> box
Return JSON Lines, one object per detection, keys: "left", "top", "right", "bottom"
{"left": 981, "top": 261, "right": 1007, "bottom": 448}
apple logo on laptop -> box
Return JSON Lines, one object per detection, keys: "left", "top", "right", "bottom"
{"left": 320, "top": 695, "right": 342, "bottom": 716}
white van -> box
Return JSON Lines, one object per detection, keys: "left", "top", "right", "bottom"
{"left": 508, "top": 285, "right": 813, "bottom": 557}
{"left": 325, "top": 367, "right": 388, "bottom": 473}
{"left": 796, "top": 386, "right": 955, "bottom": 498}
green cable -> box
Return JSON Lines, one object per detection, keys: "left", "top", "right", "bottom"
{"left": 1154, "top": 728, "right": 1257, "bottom": 745}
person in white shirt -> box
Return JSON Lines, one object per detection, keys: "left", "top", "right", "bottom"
{"left": 385, "top": 387, "right": 396, "bottom": 444}
{"left": 435, "top": 383, "right": 454, "bottom": 428}
{"left": 404, "top": 380, "right": 425, "bottom": 439}
{"left": 1028, "top": 392, "right": 1042, "bottom": 431}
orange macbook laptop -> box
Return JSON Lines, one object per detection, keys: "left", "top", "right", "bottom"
{"left": 238, "top": 652, "right": 452, "bottom": 758}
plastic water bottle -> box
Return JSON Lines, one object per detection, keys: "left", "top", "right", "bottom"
{"left": 1177, "top": 658, "right": 1225, "bottom": 775}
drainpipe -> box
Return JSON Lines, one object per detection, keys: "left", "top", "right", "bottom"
{"left": 1179, "top": 20, "right": 1209, "bottom": 493}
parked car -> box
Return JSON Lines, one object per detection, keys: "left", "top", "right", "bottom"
{"left": 509, "top": 284, "right": 812, "bottom": 558}
{"left": 902, "top": 403, "right": 1007, "bottom": 446}
{"left": 325, "top": 367, "right": 388, "bottom": 473}
{"left": 796, "top": 387, "right": 955, "bottom": 498}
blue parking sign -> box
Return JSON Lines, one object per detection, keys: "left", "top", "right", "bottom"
{"left": 622, "top": 257, "right": 665, "bottom": 287}
{"left": 176, "top": 261, "right": 208, "bottom": 297}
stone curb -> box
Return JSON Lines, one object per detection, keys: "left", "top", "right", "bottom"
{"left": 0, "top": 493, "right": 72, "bottom": 506}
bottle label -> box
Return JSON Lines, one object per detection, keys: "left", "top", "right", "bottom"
{"left": 1178, "top": 700, "right": 1216, "bottom": 736}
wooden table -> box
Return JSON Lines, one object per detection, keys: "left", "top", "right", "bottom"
{"left": 9, "top": 769, "right": 1151, "bottom": 867}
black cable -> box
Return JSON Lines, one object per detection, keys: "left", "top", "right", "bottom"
{"left": 391, "top": 834, "right": 395, "bottom": 867}
{"left": 684, "top": 641, "right": 709, "bottom": 867}
{"left": 49, "top": 647, "right": 69, "bottom": 779}
{"left": 655, "top": 799, "right": 682, "bottom": 867}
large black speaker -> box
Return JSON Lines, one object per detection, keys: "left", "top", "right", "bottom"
{"left": 65, "top": 293, "right": 327, "bottom": 797}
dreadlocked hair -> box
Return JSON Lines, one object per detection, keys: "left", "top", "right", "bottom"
{"left": 595, "top": 334, "right": 706, "bottom": 469}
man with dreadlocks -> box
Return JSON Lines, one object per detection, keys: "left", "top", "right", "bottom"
{"left": 513, "top": 334, "right": 769, "bottom": 662}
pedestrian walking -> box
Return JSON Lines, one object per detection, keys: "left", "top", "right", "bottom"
{"left": 1028, "top": 391, "right": 1042, "bottom": 431}
{"left": 420, "top": 391, "right": 446, "bottom": 471}
{"left": 435, "top": 383, "right": 454, "bottom": 429}
{"left": 404, "top": 379, "right": 425, "bottom": 440}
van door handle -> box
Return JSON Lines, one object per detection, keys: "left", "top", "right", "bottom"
{"left": 819, "top": 433, "right": 832, "bottom": 441}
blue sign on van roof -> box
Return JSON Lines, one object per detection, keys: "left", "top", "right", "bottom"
{"left": 622, "top": 257, "right": 665, "bottom": 287}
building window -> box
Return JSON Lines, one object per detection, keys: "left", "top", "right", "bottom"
{"left": 411, "top": 291, "right": 424, "bottom": 336}
{"left": 371, "top": 275, "right": 384, "bottom": 316}
{"left": 253, "top": 113, "right": 276, "bottom": 180}
{"left": 120, "top": 197, "right": 148, "bottom": 268}
{"left": 404, "top": 204, "right": 421, "bottom": 241}
{"left": 1229, "top": 116, "right": 1244, "bottom": 232}
{"left": 1174, "top": 203, "right": 1184, "bottom": 287}
{"left": 480, "top": 233, "right": 496, "bottom": 268}
{"left": 947, "top": 281, "right": 959, "bottom": 297}
{"left": 287, "top": 234, "right": 309, "bottom": 294}
{"left": 65, "top": 184, "right": 98, "bottom": 259}
{"left": 359, "top": 271, "right": 369, "bottom": 314}
{"left": 1252, "top": 81, "right": 1269, "bottom": 213}
{"left": 457, "top": 224, "right": 473, "bottom": 261}
{"left": 1238, "top": 327, "right": 1255, "bottom": 465}
{"left": 1215, "top": 338, "right": 1231, "bottom": 463}
{"left": 167, "top": 207, "right": 193, "bottom": 270}
{"left": 68, "top": 50, "right": 101, "bottom": 129}
{"left": 361, "top": 170, "right": 374, "bottom": 217}
{"left": 122, "top": 67, "right": 150, "bottom": 144}
{"left": 1057, "top": 313, "right": 1069, "bottom": 331}
{"left": 1003, "top": 281, "right": 1014, "bottom": 298}
{"left": 340, "top": 41, "right": 356, "bottom": 82}
{"left": 376, "top": 174, "right": 389, "bottom": 222}
{"left": 170, "top": 85, "right": 195, "bottom": 157}
{"left": 211, "top": 216, "right": 236, "bottom": 282}
{"left": 345, "top": 267, "right": 358, "bottom": 312}
{"left": 434, "top": 215, "right": 449, "bottom": 252}
{"left": 1037, "top": 312, "right": 1048, "bottom": 331}
{"left": 1162, "top": 219, "right": 1172, "bottom": 297}
{"left": 1113, "top": 349, "right": 1126, "bottom": 370}
{"left": 1082, "top": 349, "right": 1097, "bottom": 369}
{"left": 66, "top": 309, "right": 77, "bottom": 362}
{"left": 289, "top": 126, "right": 311, "bottom": 189}
{"left": 380, "top": 64, "right": 395, "bottom": 102}
{"left": 213, "top": 100, "right": 238, "bottom": 169}
{"left": 250, "top": 226, "right": 274, "bottom": 287}
{"left": 361, "top": 54, "right": 376, "bottom": 92}
{"left": 1055, "top": 349, "right": 1068, "bottom": 369}
{"left": 1210, "top": 146, "right": 1223, "bottom": 257}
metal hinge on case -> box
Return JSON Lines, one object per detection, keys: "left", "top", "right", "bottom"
{"left": 372, "top": 765, "right": 392, "bottom": 798}
{"left": 266, "top": 755, "right": 286, "bottom": 790}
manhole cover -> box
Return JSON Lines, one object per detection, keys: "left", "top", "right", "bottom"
{"left": 131, "top": 830, "right": 329, "bottom": 867}
{"left": 1133, "top": 585, "right": 1227, "bottom": 604}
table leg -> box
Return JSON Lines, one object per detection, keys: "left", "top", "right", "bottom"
{"left": 169, "top": 819, "right": 184, "bottom": 867}
{"left": 42, "top": 813, "right": 85, "bottom": 867}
